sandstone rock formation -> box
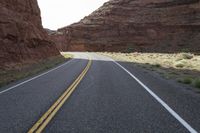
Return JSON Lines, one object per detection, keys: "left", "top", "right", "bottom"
{"left": 56, "top": 0, "right": 200, "bottom": 53}
{"left": 46, "top": 29, "right": 69, "bottom": 51}
{"left": 0, "top": 0, "right": 59, "bottom": 69}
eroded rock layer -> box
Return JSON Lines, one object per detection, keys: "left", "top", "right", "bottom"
{"left": 0, "top": 0, "right": 59, "bottom": 69}
{"left": 57, "top": 0, "right": 200, "bottom": 52}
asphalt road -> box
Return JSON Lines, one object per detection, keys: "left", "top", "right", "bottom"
{"left": 0, "top": 52, "right": 200, "bottom": 133}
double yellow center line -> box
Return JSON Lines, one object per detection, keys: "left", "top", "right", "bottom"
{"left": 28, "top": 59, "right": 92, "bottom": 133}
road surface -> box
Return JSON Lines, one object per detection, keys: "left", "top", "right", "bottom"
{"left": 0, "top": 52, "right": 200, "bottom": 133}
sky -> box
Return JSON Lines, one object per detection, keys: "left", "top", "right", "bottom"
{"left": 37, "top": 0, "right": 109, "bottom": 30}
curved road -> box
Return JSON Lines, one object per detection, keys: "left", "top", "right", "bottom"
{"left": 0, "top": 52, "right": 200, "bottom": 133}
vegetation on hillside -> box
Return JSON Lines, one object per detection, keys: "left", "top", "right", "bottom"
{"left": 0, "top": 53, "right": 73, "bottom": 88}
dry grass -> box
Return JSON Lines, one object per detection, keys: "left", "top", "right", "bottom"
{"left": 61, "top": 52, "right": 74, "bottom": 59}
{"left": 100, "top": 52, "right": 200, "bottom": 89}
{"left": 0, "top": 53, "right": 73, "bottom": 88}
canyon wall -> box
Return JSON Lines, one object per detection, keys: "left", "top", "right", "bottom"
{"left": 0, "top": 0, "right": 59, "bottom": 69}
{"left": 56, "top": 0, "right": 200, "bottom": 53}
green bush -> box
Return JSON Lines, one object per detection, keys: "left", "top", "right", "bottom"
{"left": 178, "top": 77, "right": 192, "bottom": 84}
{"left": 193, "top": 78, "right": 200, "bottom": 88}
{"left": 153, "top": 64, "right": 161, "bottom": 68}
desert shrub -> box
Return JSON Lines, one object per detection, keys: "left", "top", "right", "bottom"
{"left": 125, "top": 47, "right": 134, "bottom": 53}
{"left": 178, "top": 53, "right": 193, "bottom": 60}
{"left": 178, "top": 77, "right": 192, "bottom": 84}
{"left": 124, "top": 44, "right": 134, "bottom": 53}
{"left": 181, "top": 48, "right": 190, "bottom": 53}
{"left": 152, "top": 64, "right": 161, "bottom": 68}
{"left": 193, "top": 78, "right": 200, "bottom": 88}
{"left": 175, "top": 62, "right": 185, "bottom": 68}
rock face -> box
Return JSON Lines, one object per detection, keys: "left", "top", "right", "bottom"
{"left": 46, "top": 29, "right": 69, "bottom": 51}
{"left": 0, "top": 0, "right": 59, "bottom": 69}
{"left": 57, "top": 0, "right": 200, "bottom": 53}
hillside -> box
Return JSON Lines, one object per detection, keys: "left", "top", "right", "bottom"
{"left": 55, "top": 0, "right": 200, "bottom": 53}
{"left": 0, "top": 0, "right": 59, "bottom": 70}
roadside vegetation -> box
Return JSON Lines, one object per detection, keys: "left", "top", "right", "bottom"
{"left": 100, "top": 52, "right": 200, "bottom": 89}
{"left": 0, "top": 53, "right": 73, "bottom": 88}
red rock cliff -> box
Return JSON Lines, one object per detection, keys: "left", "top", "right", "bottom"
{"left": 0, "top": 0, "right": 59, "bottom": 69}
{"left": 57, "top": 0, "right": 200, "bottom": 53}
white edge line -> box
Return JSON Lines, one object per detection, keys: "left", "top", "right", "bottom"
{"left": 0, "top": 59, "right": 75, "bottom": 95}
{"left": 113, "top": 61, "right": 198, "bottom": 133}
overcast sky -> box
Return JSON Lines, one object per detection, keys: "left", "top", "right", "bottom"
{"left": 37, "top": 0, "right": 109, "bottom": 30}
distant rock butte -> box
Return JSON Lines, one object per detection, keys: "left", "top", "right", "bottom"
{"left": 0, "top": 0, "right": 59, "bottom": 69}
{"left": 54, "top": 0, "right": 200, "bottom": 53}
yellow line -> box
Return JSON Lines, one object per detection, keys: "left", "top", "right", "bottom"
{"left": 28, "top": 59, "right": 92, "bottom": 133}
